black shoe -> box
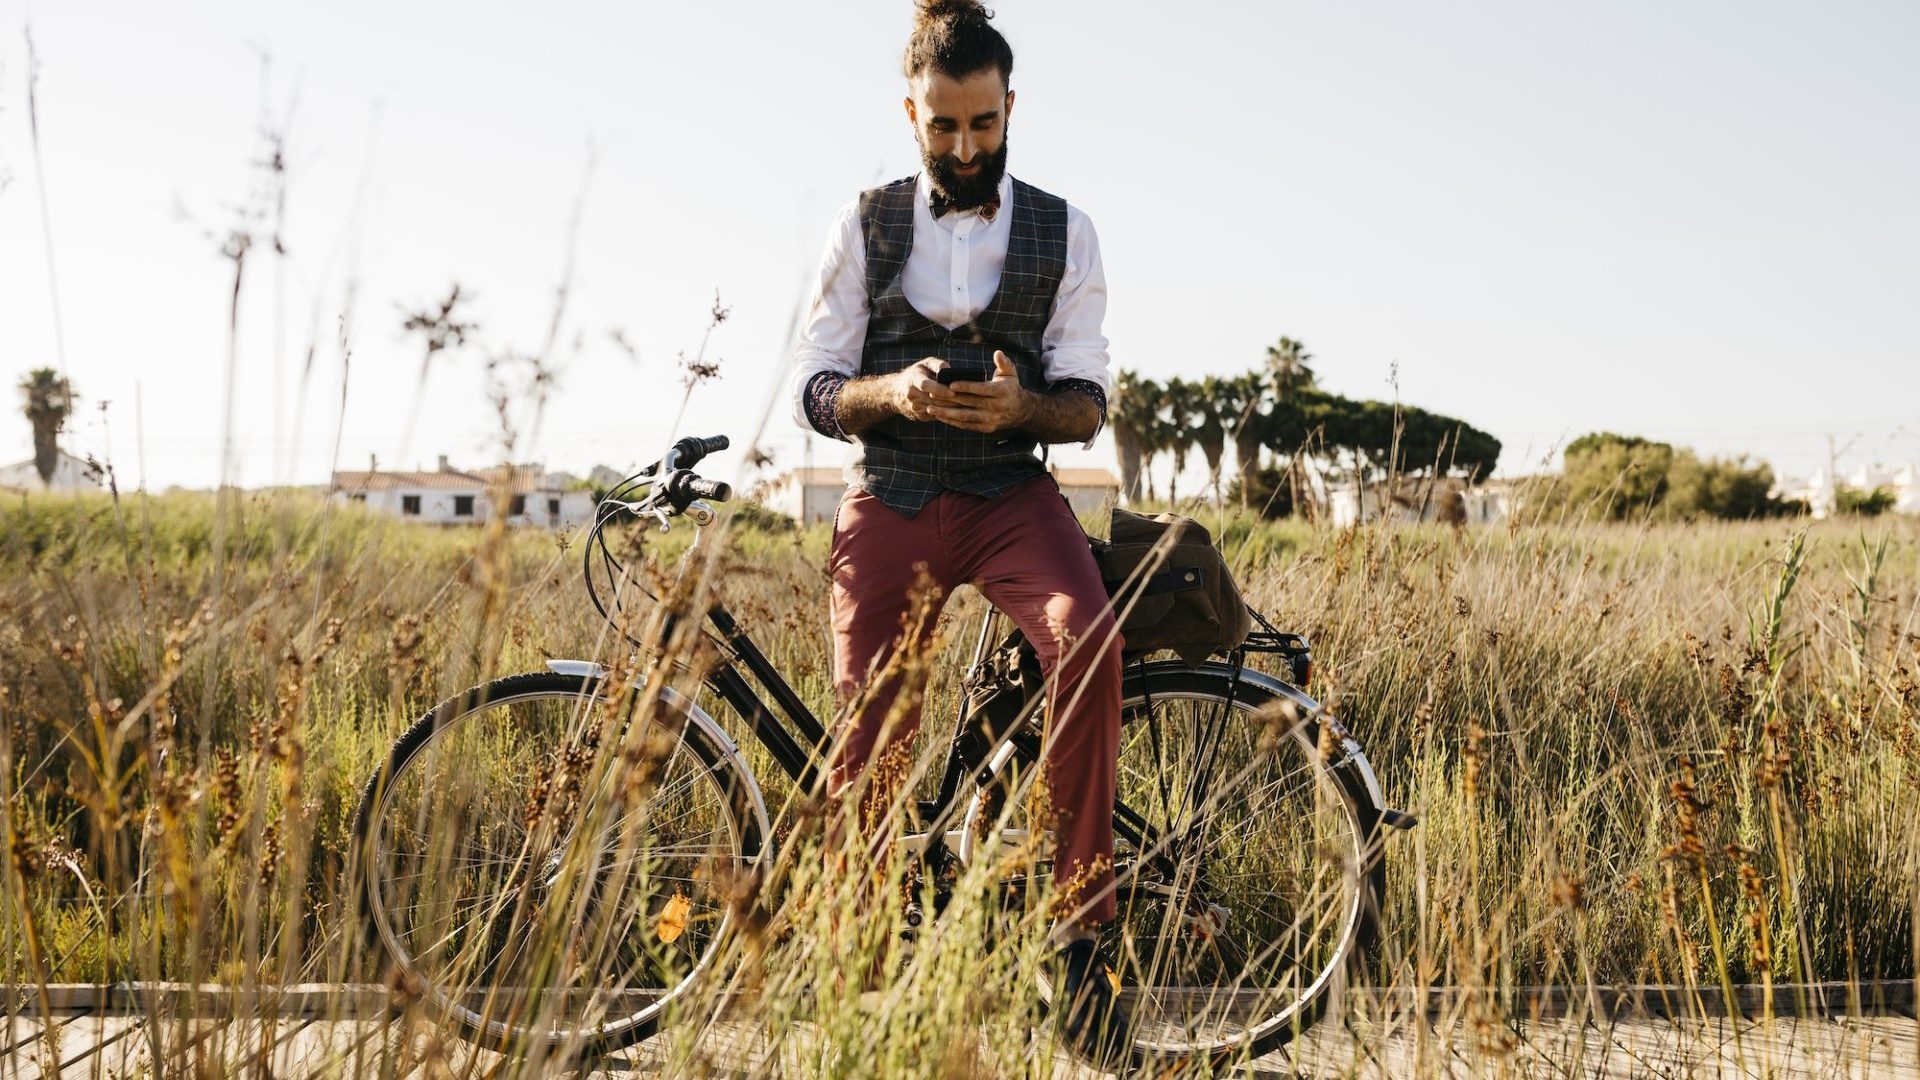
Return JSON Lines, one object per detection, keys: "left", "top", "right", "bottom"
{"left": 1051, "top": 938, "right": 1137, "bottom": 1071}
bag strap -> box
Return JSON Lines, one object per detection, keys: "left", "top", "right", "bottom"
{"left": 1103, "top": 565, "right": 1206, "bottom": 598}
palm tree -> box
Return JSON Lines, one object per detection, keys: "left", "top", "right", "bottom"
{"left": 1108, "top": 370, "right": 1159, "bottom": 505}
{"left": 1264, "top": 336, "right": 1316, "bottom": 398}
{"left": 1158, "top": 377, "right": 1201, "bottom": 506}
{"left": 1192, "top": 375, "right": 1230, "bottom": 505}
{"left": 1263, "top": 338, "right": 1319, "bottom": 514}
{"left": 17, "top": 368, "right": 76, "bottom": 488}
{"left": 1227, "top": 372, "right": 1266, "bottom": 509}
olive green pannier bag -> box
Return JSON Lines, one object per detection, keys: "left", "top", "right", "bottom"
{"left": 1089, "top": 507, "right": 1254, "bottom": 666}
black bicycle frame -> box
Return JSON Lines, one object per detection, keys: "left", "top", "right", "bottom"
{"left": 691, "top": 599, "right": 1049, "bottom": 866}
{"left": 689, "top": 594, "right": 1239, "bottom": 923}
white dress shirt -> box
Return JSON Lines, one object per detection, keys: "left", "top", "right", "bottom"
{"left": 788, "top": 172, "right": 1110, "bottom": 447}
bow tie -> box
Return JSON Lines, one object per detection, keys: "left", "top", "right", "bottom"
{"left": 930, "top": 192, "right": 1000, "bottom": 222}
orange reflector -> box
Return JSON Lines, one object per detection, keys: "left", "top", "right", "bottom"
{"left": 656, "top": 891, "right": 691, "bottom": 944}
{"left": 1105, "top": 964, "right": 1121, "bottom": 993}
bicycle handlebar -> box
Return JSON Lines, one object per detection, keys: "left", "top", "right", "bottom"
{"left": 667, "top": 471, "right": 732, "bottom": 505}
{"left": 669, "top": 434, "right": 729, "bottom": 470}
{"left": 583, "top": 433, "right": 735, "bottom": 643}
{"left": 604, "top": 433, "right": 734, "bottom": 522}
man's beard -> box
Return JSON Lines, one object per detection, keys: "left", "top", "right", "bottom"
{"left": 922, "top": 135, "right": 1009, "bottom": 211}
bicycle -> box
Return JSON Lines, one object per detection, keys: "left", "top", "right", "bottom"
{"left": 351, "top": 434, "right": 1416, "bottom": 1070}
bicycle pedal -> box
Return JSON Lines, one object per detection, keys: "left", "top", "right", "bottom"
{"left": 1379, "top": 808, "right": 1420, "bottom": 831}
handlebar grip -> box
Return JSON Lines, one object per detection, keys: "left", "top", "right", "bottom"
{"left": 670, "top": 434, "right": 730, "bottom": 469}
{"left": 687, "top": 477, "right": 732, "bottom": 502}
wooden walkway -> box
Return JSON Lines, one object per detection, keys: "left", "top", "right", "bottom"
{"left": 3, "top": 985, "right": 1914, "bottom": 1077}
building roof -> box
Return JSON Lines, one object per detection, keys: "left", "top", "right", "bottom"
{"left": 786, "top": 467, "right": 848, "bottom": 487}
{"left": 1051, "top": 467, "right": 1119, "bottom": 488}
{"left": 330, "top": 470, "right": 486, "bottom": 492}
{"left": 0, "top": 449, "right": 104, "bottom": 489}
{"left": 0, "top": 448, "right": 97, "bottom": 472}
{"left": 466, "top": 464, "right": 566, "bottom": 494}
{"left": 329, "top": 459, "right": 572, "bottom": 494}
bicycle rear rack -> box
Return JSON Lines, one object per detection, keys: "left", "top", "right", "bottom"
{"left": 1240, "top": 627, "right": 1312, "bottom": 688}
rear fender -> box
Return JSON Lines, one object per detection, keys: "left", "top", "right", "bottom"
{"left": 1121, "top": 658, "right": 1397, "bottom": 824}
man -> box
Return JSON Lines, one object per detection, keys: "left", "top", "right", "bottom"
{"left": 787, "top": 0, "right": 1132, "bottom": 1062}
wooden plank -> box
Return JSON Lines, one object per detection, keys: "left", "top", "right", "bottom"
{"left": 3, "top": 1002, "right": 1916, "bottom": 1077}
{"left": 0, "top": 1016, "right": 53, "bottom": 1059}
{"left": 9, "top": 980, "right": 1912, "bottom": 1023}
{"left": 95, "top": 1015, "right": 322, "bottom": 1078}
{"left": 1252, "top": 1013, "right": 1920, "bottom": 1079}
{"left": 67, "top": 1016, "right": 159, "bottom": 1080}
{"left": 11, "top": 1015, "right": 143, "bottom": 1080}
{"left": 1384, "top": 981, "right": 1917, "bottom": 1021}
{"left": 6, "top": 983, "right": 393, "bottom": 1018}
{"left": 0, "top": 1018, "right": 51, "bottom": 1080}
{"left": 265, "top": 1018, "right": 393, "bottom": 1079}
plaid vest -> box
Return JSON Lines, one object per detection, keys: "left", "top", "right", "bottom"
{"left": 848, "top": 175, "right": 1069, "bottom": 517}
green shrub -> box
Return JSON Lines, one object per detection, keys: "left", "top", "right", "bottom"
{"left": 1835, "top": 484, "right": 1897, "bottom": 517}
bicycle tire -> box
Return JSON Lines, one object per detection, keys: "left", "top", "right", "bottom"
{"left": 959, "top": 661, "right": 1384, "bottom": 1070}
{"left": 351, "top": 671, "right": 762, "bottom": 1056}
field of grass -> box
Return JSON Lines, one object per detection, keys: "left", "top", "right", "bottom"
{"left": 3, "top": 486, "right": 1916, "bottom": 1076}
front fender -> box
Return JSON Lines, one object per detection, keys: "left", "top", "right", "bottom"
{"left": 545, "top": 659, "right": 773, "bottom": 854}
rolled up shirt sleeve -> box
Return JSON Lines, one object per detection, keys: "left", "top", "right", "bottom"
{"left": 788, "top": 200, "right": 868, "bottom": 440}
{"left": 1043, "top": 206, "right": 1112, "bottom": 449}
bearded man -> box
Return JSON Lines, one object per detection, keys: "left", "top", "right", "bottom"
{"left": 786, "top": 0, "right": 1133, "bottom": 1062}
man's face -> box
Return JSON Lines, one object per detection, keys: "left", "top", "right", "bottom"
{"left": 904, "top": 68, "right": 1014, "bottom": 210}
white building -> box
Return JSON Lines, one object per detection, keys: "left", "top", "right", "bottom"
{"left": 1778, "top": 464, "right": 1919, "bottom": 519}
{"left": 1051, "top": 467, "right": 1121, "bottom": 516}
{"left": 329, "top": 455, "right": 595, "bottom": 527}
{"left": 1325, "top": 477, "right": 1512, "bottom": 527}
{"left": 0, "top": 449, "right": 103, "bottom": 493}
{"left": 761, "top": 464, "right": 1121, "bottom": 526}
{"left": 760, "top": 467, "right": 846, "bottom": 526}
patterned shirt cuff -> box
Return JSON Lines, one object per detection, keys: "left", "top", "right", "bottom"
{"left": 1049, "top": 377, "right": 1108, "bottom": 442}
{"left": 803, "top": 371, "right": 851, "bottom": 441}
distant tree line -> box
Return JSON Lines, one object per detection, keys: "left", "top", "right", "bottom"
{"left": 1107, "top": 337, "right": 1502, "bottom": 516}
{"left": 1834, "top": 484, "right": 1897, "bottom": 517}
{"left": 1549, "top": 432, "right": 1813, "bottom": 521}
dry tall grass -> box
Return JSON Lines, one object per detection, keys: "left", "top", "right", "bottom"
{"left": 2, "top": 486, "right": 1914, "bottom": 1075}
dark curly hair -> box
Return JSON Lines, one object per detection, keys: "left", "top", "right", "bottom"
{"left": 902, "top": 0, "right": 1014, "bottom": 87}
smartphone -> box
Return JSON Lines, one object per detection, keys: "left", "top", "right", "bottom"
{"left": 935, "top": 367, "right": 989, "bottom": 386}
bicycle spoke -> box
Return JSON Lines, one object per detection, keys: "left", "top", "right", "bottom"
{"left": 966, "top": 669, "right": 1373, "bottom": 1064}
{"left": 358, "top": 676, "right": 753, "bottom": 1051}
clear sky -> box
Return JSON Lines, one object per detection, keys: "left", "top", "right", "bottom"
{"left": 2, "top": 0, "right": 1915, "bottom": 492}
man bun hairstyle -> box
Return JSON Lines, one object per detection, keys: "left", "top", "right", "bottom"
{"left": 903, "top": 0, "right": 1014, "bottom": 87}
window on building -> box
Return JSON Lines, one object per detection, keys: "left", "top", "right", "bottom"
{"left": 453, "top": 495, "right": 475, "bottom": 517}
{"left": 547, "top": 497, "right": 562, "bottom": 518}
{"left": 402, "top": 495, "right": 421, "bottom": 516}
{"left": 509, "top": 495, "right": 527, "bottom": 516}
{"left": 349, "top": 493, "right": 367, "bottom": 504}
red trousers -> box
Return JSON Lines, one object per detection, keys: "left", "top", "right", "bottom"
{"left": 828, "top": 476, "right": 1122, "bottom": 926}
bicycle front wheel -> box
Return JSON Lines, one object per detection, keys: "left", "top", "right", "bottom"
{"left": 351, "top": 671, "right": 761, "bottom": 1056}
{"left": 962, "top": 661, "right": 1384, "bottom": 1069}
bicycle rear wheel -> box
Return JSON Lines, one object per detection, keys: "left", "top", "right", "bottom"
{"left": 961, "top": 661, "right": 1384, "bottom": 1069}
{"left": 351, "top": 671, "right": 761, "bottom": 1056}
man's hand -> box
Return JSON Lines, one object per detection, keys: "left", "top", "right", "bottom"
{"left": 927, "top": 352, "right": 1032, "bottom": 434}
{"left": 836, "top": 352, "right": 1098, "bottom": 444}
{"left": 836, "top": 357, "right": 952, "bottom": 435}
{"left": 891, "top": 358, "right": 955, "bottom": 423}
